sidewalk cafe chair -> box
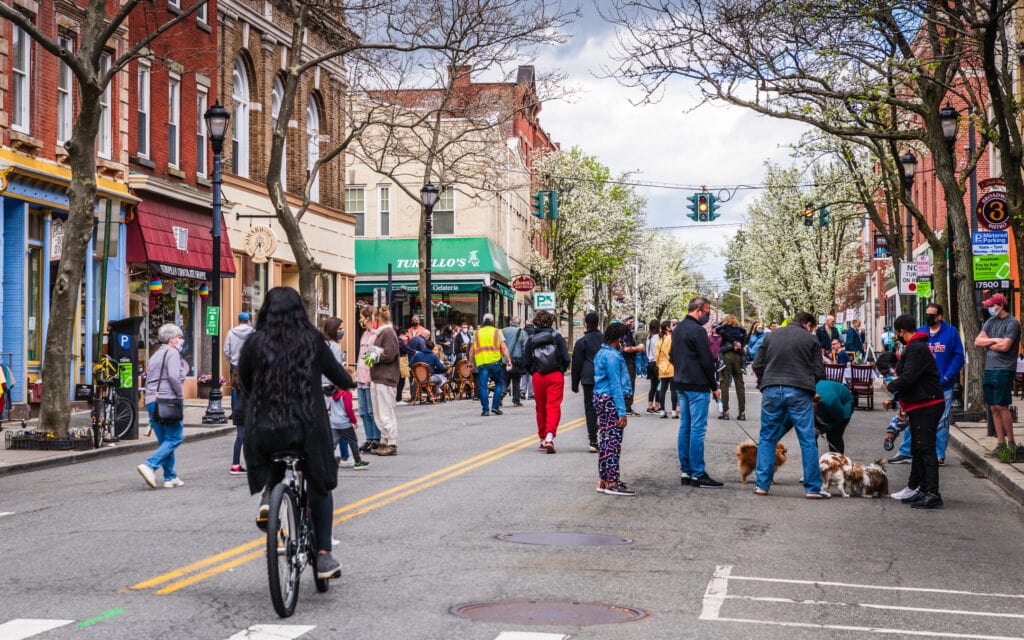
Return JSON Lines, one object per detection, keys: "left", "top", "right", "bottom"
{"left": 849, "top": 363, "right": 876, "bottom": 410}
{"left": 410, "top": 362, "right": 440, "bottom": 404}
{"left": 823, "top": 362, "right": 847, "bottom": 384}
{"left": 454, "top": 359, "right": 475, "bottom": 400}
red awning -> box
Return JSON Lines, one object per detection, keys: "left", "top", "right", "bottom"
{"left": 127, "top": 199, "right": 235, "bottom": 280}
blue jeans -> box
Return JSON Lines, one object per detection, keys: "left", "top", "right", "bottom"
{"left": 358, "top": 386, "right": 380, "bottom": 441}
{"left": 899, "top": 387, "right": 954, "bottom": 459}
{"left": 145, "top": 402, "right": 184, "bottom": 481}
{"left": 676, "top": 389, "right": 710, "bottom": 477}
{"left": 755, "top": 386, "right": 821, "bottom": 493}
{"left": 478, "top": 363, "right": 505, "bottom": 412}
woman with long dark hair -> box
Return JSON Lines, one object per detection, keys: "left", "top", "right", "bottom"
{"left": 655, "top": 320, "right": 678, "bottom": 418}
{"left": 238, "top": 287, "right": 355, "bottom": 579}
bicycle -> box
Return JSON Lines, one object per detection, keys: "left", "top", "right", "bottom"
{"left": 90, "top": 355, "right": 138, "bottom": 448}
{"left": 266, "top": 453, "right": 330, "bottom": 617}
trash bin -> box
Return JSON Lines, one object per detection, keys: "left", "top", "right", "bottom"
{"left": 107, "top": 316, "right": 144, "bottom": 439}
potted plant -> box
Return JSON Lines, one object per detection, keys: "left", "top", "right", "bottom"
{"left": 196, "top": 374, "right": 227, "bottom": 399}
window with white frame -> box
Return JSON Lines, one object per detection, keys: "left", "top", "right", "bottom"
{"left": 306, "top": 96, "right": 320, "bottom": 202}
{"left": 378, "top": 186, "right": 391, "bottom": 237}
{"left": 196, "top": 89, "right": 207, "bottom": 177}
{"left": 434, "top": 186, "right": 455, "bottom": 235}
{"left": 168, "top": 76, "right": 180, "bottom": 167}
{"left": 271, "top": 77, "right": 286, "bottom": 189}
{"left": 98, "top": 53, "right": 112, "bottom": 158}
{"left": 346, "top": 187, "right": 365, "bottom": 237}
{"left": 231, "top": 57, "right": 250, "bottom": 177}
{"left": 196, "top": 1, "right": 206, "bottom": 23}
{"left": 57, "top": 33, "right": 74, "bottom": 145}
{"left": 12, "top": 23, "right": 31, "bottom": 132}
{"left": 136, "top": 61, "right": 150, "bottom": 157}
{"left": 168, "top": 0, "right": 180, "bottom": 8}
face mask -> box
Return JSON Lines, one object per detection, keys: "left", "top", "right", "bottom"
{"left": 896, "top": 334, "right": 906, "bottom": 345}
{"left": 698, "top": 312, "right": 710, "bottom": 326}
{"left": 336, "top": 330, "right": 345, "bottom": 340}
{"left": 925, "top": 314, "right": 939, "bottom": 327}
{"left": 989, "top": 306, "right": 1000, "bottom": 317}
{"left": 755, "top": 329, "right": 763, "bottom": 335}
{"left": 174, "top": 339, "right": 184, "bottom": 352}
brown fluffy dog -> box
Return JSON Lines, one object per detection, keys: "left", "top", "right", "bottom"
{"left": 737, "top": 440, "right": 787, "bottom": 483}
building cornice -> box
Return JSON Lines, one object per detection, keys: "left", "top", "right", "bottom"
{"left": 127, "top": 173, "right": 212, "bottom": 209}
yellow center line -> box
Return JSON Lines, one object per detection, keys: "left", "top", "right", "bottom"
{"left": 132, "top": 417, "right": 584, "bottom": 595}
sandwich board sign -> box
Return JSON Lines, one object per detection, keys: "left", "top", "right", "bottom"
{"left": 535, "top": 291, "right": 556, "bottom": 310}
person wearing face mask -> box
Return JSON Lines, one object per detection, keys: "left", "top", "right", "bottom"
{"left": 975, "top": 293, "right": 1022, "bottom": 461}
{"left": 137, "top": 323, "right": 190, "bottom": 489}
{"left": 669, "top": 297, "right": 723, "bottom": 488}
{"left": 746, "top": 321, "right": 766, "bottom": 365}
{"left": 751, "top": 311, "right": 827, "bottom": 498}
{"left": 888, "top": 303, "right": 964, "bottom": 471}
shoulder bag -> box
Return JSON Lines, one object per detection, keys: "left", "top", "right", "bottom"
{"left": 153, "top": 349, "right": 184, "bottom": 425}
{"left": 510, "top": 328, "right": 525, "bottom": 374}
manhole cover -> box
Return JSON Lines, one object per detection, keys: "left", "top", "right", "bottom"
{"left": 497, "top": 532, "right": 632, "bottom": 546}
{"left": 452, "top": 600, "right": 648, "bottom": 625}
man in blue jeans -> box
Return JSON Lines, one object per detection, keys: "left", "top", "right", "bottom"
{"left": 751, "top": 311, "right": 828, "bottom": 498}
{"left": 470, "top": 313, "right": 511, "bottom": 416}
{"left": 669, "top": 297, "right": 723, "bottom": 488}
{"left": 889, "top": 303, "right": 964, "bottom": 473}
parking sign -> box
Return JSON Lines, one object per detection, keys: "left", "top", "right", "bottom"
{"left": 535, "top": 291, "right": 556, "bottom": 310}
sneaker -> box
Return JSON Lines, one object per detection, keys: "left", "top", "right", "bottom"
{"left": 315, "top": 553, "right": 342, "bottom": 579}
{"left": 718, "top": 412, "right": 730, "bottom": 420}
{"left": 627, "top": 410, "right": 640, "bottom": 417}
{"left": 359, "top": 441, "right": 375, "bottom": 453}
{"left": 256, "top": 492, "right": 270, "bottom": 531}
{"left": 481, "top": 411, "right": 490, "bottom": 417}
{"left": 603, "top": 482, "right": 636, "bottom": 496}
{"left": 680, "top": 472, "right": 691, "bottom": 485}
{"left": 891, "top": 486, "right": 919, "bottom": 500}
{"left": 736, "top": 412, "right": 746, "bottom": 421}
{"left": 691, "top": 474, "right": 724, "bottom": 488}
{"left": 588, "top": 442, "right": 598, "bottom": 453}
{"left": 229, "top": 465, "right": 246, "bottom": 475}
{"left": 596, "top": 480, "right": 608, "bottom": 493}
{"left": 374, "top": 444, "right": 397, "bottom": 456}
{"left": 543, "top": 437, "right": 556, "bottom": 454}
{"left": 887, "top": 454, "right": 912, "bottom": 464}
{"left": 911, "top": 493, "right": 944, "bottom": 509}
{"left": 753, "top": 487, "right": 769, "bottom": 496}
{"left": 805, "top": 490, "right": 831, "bottom": 499}
{"left": 538, "top": 441, "right": 547, "bottom": 451}
{"left": 396, "top": 400, "right": 409, "bottom": 406}
{"left": 646, "top": 407, "right": 657, "bottom": 415}
{"left": 164, "top": 478, "right": 184, "bottom": 488}
{"left": 137, "top": 464, "right": 158, "bottom": 489}
{"left": 492, "top": 408, "right": 503, "bottom": 416}
{"left": 670, "top": 411, "right": 679, "bottom": 419}
{"left": 659, "top": 411, "right": 668, "bottom": 419}
{"left": 937, "top": 457, "right": 945, "bottom": 466}
{"left": 337, "top": 458, "right": 355, "bottom": 468}
{"left": 353, "top": 460, "right": 370, "bottom": 469}
{"left": 513, "top": 403, "right": 524, "bottom": 407}
{"left": 901, "top": 490, "right": 925, "bottom": 504}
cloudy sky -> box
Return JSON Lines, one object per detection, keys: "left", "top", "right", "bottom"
{"left": 531, "top": 1, "right": 809, "bottom": 287}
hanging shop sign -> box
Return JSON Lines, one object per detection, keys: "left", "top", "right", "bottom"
{"left": 977, "top": 191, "right": 1010, "bottom": 230}
{"left": 511, "top": 275, "right": 536, "bottom": 292}
{"left": 242, "top": 225, "right": 278, "bottom": 264}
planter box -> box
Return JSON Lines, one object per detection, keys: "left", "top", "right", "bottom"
{"left": 4, "top": 432, "right": 93, "bottom": 451}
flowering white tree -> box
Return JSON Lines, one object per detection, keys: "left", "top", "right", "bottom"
{"left": 628, "top": 233, "right": 702, "bottom": 322}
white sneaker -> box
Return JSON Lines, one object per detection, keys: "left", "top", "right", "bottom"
{"left": 891, "top": 486, "right": 917, "bottom": 500}
{"left": 337, "top": 459, "right": 355, "bottom": 468}
{"left": 670, "top": 411, "right": 679, "bottom": 419}
{"left": 164, "top": 478, "right": 184, "bottom": 488}
{"left": 396, "top": 400, "right": 409, "bottom": 406}
{"left": 137, "top": 464, "right": 157, "bottom": 489}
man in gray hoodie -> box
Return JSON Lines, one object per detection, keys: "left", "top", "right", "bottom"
{"left": 223, "top": 312, "right": 254, "bottom": 410}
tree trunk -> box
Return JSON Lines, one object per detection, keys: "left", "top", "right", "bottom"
{"left": 564, "top": 294, "right": 576, "bottom": 346}
{"left": 930, "top": 242, "right": 948, "bottom": 317}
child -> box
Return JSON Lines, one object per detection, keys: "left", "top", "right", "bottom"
{"left": 875, "top": 352, "right": 908, "bottom": 451}
{"left": 592, "top": 322, "right": 634, "bottom": 496}
{"left": 329, "top": 387, "right": 369, "bottom": 470}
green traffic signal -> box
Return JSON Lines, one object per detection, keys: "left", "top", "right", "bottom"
{"left": 686, "top": 193, "right": 700, "bottom": 221}
{"left": 547, "top": 190, "right": 559, "bottom": 220}
{"left": 707, "top": 193, "right": 721, "bottom": 221}
{"left": 819, "top": 207, "right": 831, "bottom": 226}
{"left": 530, "top": 191, "right": 545, "bottom": 218}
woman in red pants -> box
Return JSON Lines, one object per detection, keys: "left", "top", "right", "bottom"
{"left": 523, "top": 310, "right": 571, "bottom": 453}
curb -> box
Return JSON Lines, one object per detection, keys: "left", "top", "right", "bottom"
{"left": 949, "top": 428, "right": 1024, "bottom": 506}
{"left": 0, "top": 425, "right": 235, "bottom": 478}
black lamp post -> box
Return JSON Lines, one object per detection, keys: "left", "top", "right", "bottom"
{"left": 939, "top": 102, "right": 960, "bottom": 321}
{"left": 420, "top": 183, "right": 440, "bottom": 335}
{"left": 900, "top": 150, "right": 918, "bottom": 316}
{"left": 202, "top": 100, "right": 230, "bottom": 424}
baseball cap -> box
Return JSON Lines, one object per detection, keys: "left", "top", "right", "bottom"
{"left": 238, "top": 312, "right": 251, "bottom": 321}
{"left": 983, "top": 293, "right": 1007, "bottom": 308}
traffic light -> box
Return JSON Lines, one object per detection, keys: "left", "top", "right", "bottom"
{"left": 803, "top": 203, "right": 814, "bottom": 227}
{"left": 819, "top": 207, "right": 831, "bottom": 226}
{"left": 698, "top": 193, "right": 709, "bottom": 221}
{"left": 547, "top": 190, "right": 559, "bottom": 220}
{"left": 686, "top": 193, "right": 700, "bottom": 221}
{"left": 530, "top": 191, "right": 545, "bottom": 218}
{"left": 707, "top": 193, "right": 721, "bottom": 221}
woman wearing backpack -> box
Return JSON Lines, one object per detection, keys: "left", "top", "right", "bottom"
{"left": 523, "top": 310, "right": 571, "bottom": 453}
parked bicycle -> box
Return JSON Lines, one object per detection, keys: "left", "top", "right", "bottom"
{"left": 90, "top": 355, "right": 137, "bottom": 448}
{"left": 266, "top": 453, "right": 330, "bottom": 617}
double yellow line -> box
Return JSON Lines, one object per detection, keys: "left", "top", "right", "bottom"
{"left": 130, "top": 417, "right": 584, "bottom": 595}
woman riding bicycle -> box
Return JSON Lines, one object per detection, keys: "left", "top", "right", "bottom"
{"left": 238, "top": 287, "right": 355, "bottom": 580}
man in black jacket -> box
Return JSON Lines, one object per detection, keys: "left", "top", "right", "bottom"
{"left": 752, "top": 311, "right": 829, "bottom": 499}
{"left": 670, "top": 297, "right": 723, "bottom": 488}
{"left": 815, "top": 314, "right": 840, "bottom": 354}
{"left": 571, "top": 312, "right": 604, "bottom": 452}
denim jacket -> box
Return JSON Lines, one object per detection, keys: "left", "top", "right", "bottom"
{"left": 593, "top": 344, "right": 631, "bottom": 416}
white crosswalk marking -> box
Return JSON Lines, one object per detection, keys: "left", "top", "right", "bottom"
{"left": 0, "top": 619, "right": 74, "bottom": 640}
{"left": 494, "top": 633, "right": 569, "bottom": 640}
{"left": 224, "top": 625, "right": 316, "bottom": 640}
{"left": 0, "top": 513, "right": 14, "bottom": 519}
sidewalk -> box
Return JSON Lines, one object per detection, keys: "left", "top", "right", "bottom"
{"left": 948, "top": 419, "right": 1024, "bottom": 505}
{"left": 0, "top": 400, "right": 235, "bottom": 477}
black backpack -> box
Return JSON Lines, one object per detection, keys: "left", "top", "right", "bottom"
{"left": 531, "top": 331, "right": 562, "bottom": 374}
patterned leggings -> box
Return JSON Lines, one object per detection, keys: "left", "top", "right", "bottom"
{"left": 594, "top": 394, "right": 624, "bottom": 483}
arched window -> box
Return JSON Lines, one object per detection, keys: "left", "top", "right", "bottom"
{"left": 306, "top": 96, "right": 321, "bottom": 202}
{"left": 271, "top": 76, "right": 286, "bottom": 190}
{"left": 231, "top": 56, "right": 250, "bottom": 178}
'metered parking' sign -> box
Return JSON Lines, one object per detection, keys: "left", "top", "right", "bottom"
{"left": 534, "top": 291, "right": 556, "bottom": 310}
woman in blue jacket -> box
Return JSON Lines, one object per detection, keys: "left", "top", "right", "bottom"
{"left": 593, "top": 323, "right": 635, "bottom": 496}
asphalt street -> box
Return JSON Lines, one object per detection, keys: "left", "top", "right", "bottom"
{"left": 2, "top": 376, "right": 1023, "bottom": 640}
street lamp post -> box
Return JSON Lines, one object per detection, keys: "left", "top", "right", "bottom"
{"left": 939, "top": 103, "right": 960, "bottom": 327}
{"left": 202, "top": 101, "right": 230, "bottom": 424}
{"left": 900, "top": 150, "right": 918, "bottom": 318}
{"left": 420, "top": 183, "right": 440, "bottom": 335}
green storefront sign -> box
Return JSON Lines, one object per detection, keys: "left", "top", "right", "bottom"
{"left": 973, "top": 254, "right": 1011, "bottom": 280}
{"left": 355, "top": 281, "right": 484, "bottom": 294}
{"left": 355, "top": 237, "right": 512, "bottom": 279}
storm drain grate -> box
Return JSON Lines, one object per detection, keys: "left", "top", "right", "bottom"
{"left": 451, "top": 600, "right": 649, "bottom": 625}
{"left": 496, "top": 532, "right": 632, "bottom": 546}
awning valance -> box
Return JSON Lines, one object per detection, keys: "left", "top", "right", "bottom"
{"left": 126, "top": 199, "right": 235, "bottom": 281}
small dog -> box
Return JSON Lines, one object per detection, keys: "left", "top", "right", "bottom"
{"left": 736, "top": 440, "right": 787, "bottom": 483}
{"left": 820, "top": 452, "right": 890, "bottom": 497}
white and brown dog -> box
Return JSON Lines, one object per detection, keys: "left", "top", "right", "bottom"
{"left": 820, "top": 452, "right": 889, "bottom": 497}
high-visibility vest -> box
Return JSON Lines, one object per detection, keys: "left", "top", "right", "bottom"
{"left": 472, "top": 325, "right": 503, "bottom": 366}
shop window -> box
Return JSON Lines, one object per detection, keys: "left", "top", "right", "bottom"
{"left": 146, "top": 279, "right": 195, "bottom": 368}
{"left": 168, "top": 76, "right": 181, "bottom": 168}
{"left": 231, "top": 56, "right": 251, "bottom": 178}
{"left": 136, "top": 61, "right": 150, "bottom": 157}
{"left": 347, "top": 187, "right": 365, "bottom": 236}
{"left": 27, "top": 214, "right": 44, "bottom": 363}
{"left": 12, "top": 23, "right": 31, "bottom": 133}
{"left": 196, "top": 89, "right": 207, "bottom": 176}
{"left": 317, "top": 272, "right": 337, "bottom": 324}
{"left": 434, "top": 186, "right": 455, "bottom": 235}
{"left": 98, "top": 53, "right": 112, "bottom": 159}
{"left": 57, "top": 34, "right": 74, "bottom": 145}
{"left": 378, "top": 186, "right": 390, "bottom": 237}
{"left": 240, "top": 254, "right": 268, "bottom": 317}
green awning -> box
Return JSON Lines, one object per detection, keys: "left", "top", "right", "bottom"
{"left": 495, "top": 282, "right": 515, "bottom": 300}
{"left": 355, "top": 237, "right": 511, "bottom": 279}
{"left": 355, "top": 281, "right": 483, "bottom": 294}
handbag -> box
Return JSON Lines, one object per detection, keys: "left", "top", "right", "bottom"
{"left": 509, "top": 328, "right": 525, "bottom": 374}
{"left": 153, "top": 349, "right": 184, "bottom": 424}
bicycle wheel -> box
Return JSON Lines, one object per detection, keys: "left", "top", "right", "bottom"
{"left": 266, "top": 483, "right": 301, "bottom": 617}
{"left": 111, "top": 396, "right": 137, "bottom": 439}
